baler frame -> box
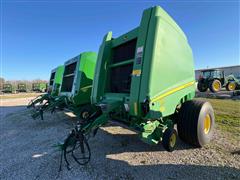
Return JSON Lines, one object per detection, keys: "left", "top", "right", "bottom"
{"left": 29, "top": 52, "right": 97, "bottom": 120}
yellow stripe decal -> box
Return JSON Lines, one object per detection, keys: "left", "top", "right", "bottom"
{"left": 80, "top": 85, "right": 92, "bottom": 91}
{"left": 132, "top": 69, "right": 141, "bottom": 76}
{"left": 151, "top": 81, "right": 195, "bottom": 103}
{"left": 134, "top": 102, "right": 137, "bottom": 115}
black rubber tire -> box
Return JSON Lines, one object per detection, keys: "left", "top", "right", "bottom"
{"left": 226, "top": 82, "right": 236, "bottom": 91}
{"left": 197, "top": 82, "right": 208, "bottom": 92}
{"left": 162, "top": 128, "right": 177, "bottom": 152}
{"left": 209, "top": 79, "right": 221, "bottom": 93}
{"left": 177, "top": 100, "right": 215, "bottom": 147}
{"left": 226, "top": 83, "right": 230, "bottom": 91}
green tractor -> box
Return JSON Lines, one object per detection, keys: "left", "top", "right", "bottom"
{"left": 32, "top": 82, "right": 47, "bottom": 93}
{"left": 17, "top": 83, "right": 27, "bottom": 92}
{"left": 2, "top": 83, "right": 14, "bottom": 93}
{"left": 29, "top": 52, "right": 97, "bottom": 120}
{"left": 224, "top": 74, "right": 240, "bottom": 91}
{"left": 197, "top": 69, "right": 240, "bottom": 92}
{"left": 58, "top": 6, "right": 215, "bottom": 169}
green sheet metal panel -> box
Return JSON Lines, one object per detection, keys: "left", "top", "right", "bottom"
{"left": 72, "top": 52, "right": 97, "bottom": 105}
{"left": 49, "top": 68, "right": 57, "bottom": 93}
{"left": 91, "top": 33, "right": 112, "bottom": 104}
{"left": 136, "top": 6, "right": 195, "bottom": 117}
{"left": 49, "top": 65, "right": 64, "bottom": 96}
{"left": 54, "top": 65, "right": 64, "bottom": 85}
{"left": 92, "top": 6, "right": 195, "bottom": 119}
{"left": 60, "top": 52, "right": 97, "bottom": 106}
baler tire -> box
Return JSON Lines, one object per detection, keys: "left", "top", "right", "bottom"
{"left": 177, "top": 100, "right": 215, "bottom": 147}
{"left": 162, "top": 128, "right": 177, "bottom": 152}
{"left": 197, "top": 82, "right": 208, "bottom": 92}
{"left": 209, "top": 79, "right": 221, "bottom": 93}
{"left": 226, "top": 82, "right": 236, "bottom": 91}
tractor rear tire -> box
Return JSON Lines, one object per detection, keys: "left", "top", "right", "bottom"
{"left": 209, "top": 79, "right": 221, "bottom": 93}
{"left": 162, "top": 128, "right": 177, "bottom": 152}
{"left": 177, "top": 100, "right": 215, "bottom": 147}
{"left": 197, "top": 82, "right": 208, "bottom": 92}
{"left": 226, "top": 82, "right": 236, "bottom": 91}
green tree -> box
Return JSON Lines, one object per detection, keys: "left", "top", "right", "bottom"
{"left": 0, "top": 77, "right": 5, "bottom": 90}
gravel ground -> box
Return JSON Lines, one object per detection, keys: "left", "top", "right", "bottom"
{"left": 0, "top": 97, "right": 35, "bottom": 117}
{"left": 0, "top": 98, "right": 240, "bottom": 180}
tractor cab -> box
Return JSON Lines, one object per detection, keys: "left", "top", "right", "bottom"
{"left": 32, "top": 83, "right": 47, "bottom": 92}
{"left": 17, "top": 83, "right": 27, "bottom": 92}
{"left": 199, "top": 69, "right": 224, "bottom": 81}
{"left": 2, "top": 83, "right": 13, "bottom": 93}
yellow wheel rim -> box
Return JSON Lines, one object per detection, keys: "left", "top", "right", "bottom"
{"left": 213, "top": 81, "right": 221, "bottom": 91}
{"left": 204, "top": 114, "right": 211, "bottom": 134}
{"left": 228, "top": 82, "right": 236, "bottom": 91}
{"left": 169, "top": 133, "right": 176, "bottom": 147}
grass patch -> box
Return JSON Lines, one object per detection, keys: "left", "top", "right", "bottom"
{"left": 0, "top": 93, "right": 42, "bottom": 99}
{"left": 196, "top": 98, "right": 240, "bottom": 137}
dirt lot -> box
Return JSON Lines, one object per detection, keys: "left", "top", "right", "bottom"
{"left": 0, "top": 95, "right": 240, "bottom": 179}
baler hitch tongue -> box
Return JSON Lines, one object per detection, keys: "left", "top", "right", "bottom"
{"left": 58, "top": 121, "right": 91, "bottom": 171}
{"left": 27, "top": 93, "right": 51, "bottom": 109}
{"left": 27, "top": 94, "right": 45, "bottom": 108}
{"left": 58, "top": 106, "right": 105, "bottom": 170}
{"left": 29, "top": 95, "right": 67, "bottom": 120}
{"left": 30, "top": 99, "right": 51, "bottom": 120}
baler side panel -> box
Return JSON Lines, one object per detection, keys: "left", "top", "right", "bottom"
{"left": 73, "top": 52, "right": 97, "bottom": 106}
{"left": 129, "top": 8, "right": 153, "bottom": 117}
{"left": 60, "top": 55, "right": 80, "bottom": 96}
{"left": 147, "top": 8, "right": 195, "bottom": 117}
{"left": 50, "top": 65, "right": 64, "bottom": 96}
{"left": 55, "top": 65, "right": 64, "bottom": 85}
{"left": 91, "top": 32, "right": 113, "bottom": 104}
{"left": 49, "top": 71, "right": 56, "bottom": 86}
{"left": 106, "top": 29, "right": 138, "bottom": 94}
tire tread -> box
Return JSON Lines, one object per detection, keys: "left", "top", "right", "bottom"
{"left": 177, "top": 100, "right": 205, "bottom": 147}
